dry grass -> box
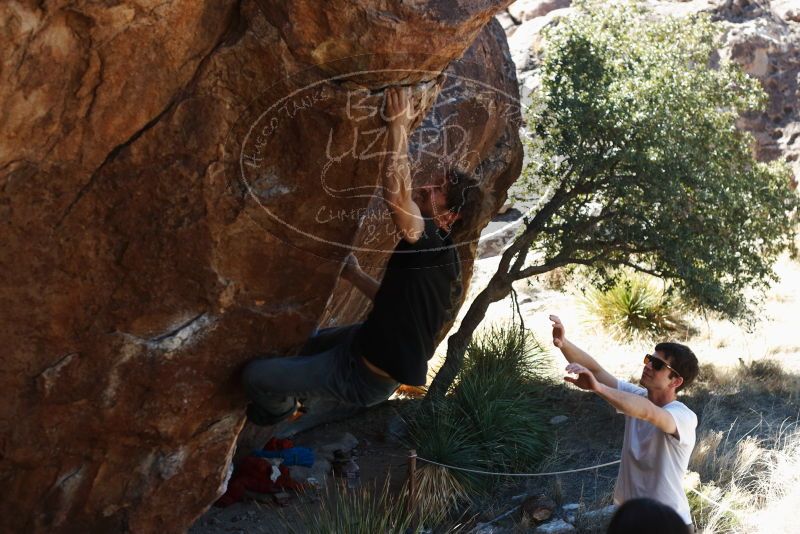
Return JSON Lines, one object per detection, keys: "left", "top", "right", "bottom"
{"left": 414, "top": 465, "right": 470, "bottom": 525}
{"left": 543, "top": 267, "right": 570, "bottom": 291}
{"left": 686, "top": 360, "right": 800, "bottom": 533}
{"left": 694, "top": 359, "right": 800, "bottom": 401}
{"left": 282, "top": 478, "right": 413, "bottom": 534}
{"left": 688, "top": 424, "right": 800, "bottom": 533}
{"left": 748, "top": 426, "right": 800, "bottom": 532}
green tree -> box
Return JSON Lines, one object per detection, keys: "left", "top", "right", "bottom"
{"left": 428, "top": 1, "right": 798, "bottom": 398}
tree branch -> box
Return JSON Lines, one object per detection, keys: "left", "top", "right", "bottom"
{"left": 616, "top": 260, "right": 666, "bottom": 278}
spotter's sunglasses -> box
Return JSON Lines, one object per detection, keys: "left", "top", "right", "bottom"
{"left": 644, "top": 354, "right": 682, "bottom": 378}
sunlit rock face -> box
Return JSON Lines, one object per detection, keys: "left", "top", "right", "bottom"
{"left": 0, "top": 0, "right": 521, "bottom": 532}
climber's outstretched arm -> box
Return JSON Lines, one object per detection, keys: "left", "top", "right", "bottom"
{"left": 341, "top": 253, "right": 379, "bottom": 301}
{"left": 383, "top": 87, "right": 424, "bottom": 243}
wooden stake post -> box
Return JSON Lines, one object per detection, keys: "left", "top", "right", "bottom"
{"left": 406, "top": 449, "right": 417, "bottom": 522}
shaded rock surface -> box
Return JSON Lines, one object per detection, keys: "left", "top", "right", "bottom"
{"left": 0, "top": 0, "right": 520, "bottom": 532}
{"left": 575, "top": 504, "right": 617, "bottom": 530}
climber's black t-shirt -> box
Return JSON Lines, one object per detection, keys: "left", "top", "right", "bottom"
{"left": 354, "top": 219, "right": 461, "bottom": 386}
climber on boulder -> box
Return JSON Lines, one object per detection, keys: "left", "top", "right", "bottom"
{"left": 242, "top": 86, "right": 472, "bottom": 429}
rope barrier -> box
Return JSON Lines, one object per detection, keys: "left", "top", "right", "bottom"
{"left": 395, "top": 447, "right": 744, "bottom": 530}
{"left": 413, "top": 456, "right": 621, "bottom": 477}
{"left": 400, "top": 451, "right": 741, "bottom": 530}
{"left": 413, "top": 454, "right": 742, "bottom": 522}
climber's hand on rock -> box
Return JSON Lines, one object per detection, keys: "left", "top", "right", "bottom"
{"left": 384, "top": 86, "right": 416, "bottom": 134}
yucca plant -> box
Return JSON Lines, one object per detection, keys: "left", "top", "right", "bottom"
{"left": 457, "top": 325, "right": 550, "bottom": 386}
{"left": 284, "top": 478, "right": 414, "bottom": 534}
{"left": 407, "top": 397, "right": 486, "bottom": 495}
{"left": 406, "top": 326, "right": 553, "bottom": 522}
{"left": 452, "top": 376, "right": 551, "bottom": 474}
{"left": 584, "top": 273, "right": 688, "bottom": 342}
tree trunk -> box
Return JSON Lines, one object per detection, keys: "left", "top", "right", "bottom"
{"left": 426, "top": 273, "right": 514, "bottom": 399}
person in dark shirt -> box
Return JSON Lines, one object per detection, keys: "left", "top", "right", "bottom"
{"left": 242, "top": 87, "right": 472, "bottom": 428}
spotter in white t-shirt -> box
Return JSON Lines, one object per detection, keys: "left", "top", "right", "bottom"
{"left": 614, "top": 378, "right": 698, "bottom": 525}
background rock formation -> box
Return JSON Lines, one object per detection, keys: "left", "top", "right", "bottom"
{"left": 502, "top": 0, "right": 800, "bottom": 180}
{"left": 0, "top": 0, "right": 520, "bottom": 532}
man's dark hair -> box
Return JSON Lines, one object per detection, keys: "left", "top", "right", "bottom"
{"left": 607, "top": 498, "right": 689, "bottom": 534}
{"left": 445, "top": 168, "right": 477, "bottom": 215}
{"left": 655, "top": 341, "right": 699, "bottom": 392}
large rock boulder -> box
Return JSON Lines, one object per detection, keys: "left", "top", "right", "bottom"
{"left": 0, "top": 0, "right": 521, "bottom": 532}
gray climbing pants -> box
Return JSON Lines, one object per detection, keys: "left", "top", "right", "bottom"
{"left": 242, "top": 324, "right": 399, "bottom": 431}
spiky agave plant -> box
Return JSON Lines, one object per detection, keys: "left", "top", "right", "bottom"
{"left": 584, "top": 273, "right": 688, "bottom": 342}
{"left": 457, "top": 325, "right": 551, "bottom": 387}
{"left": 406, "top": 326, "right": 554, "bottom": 521}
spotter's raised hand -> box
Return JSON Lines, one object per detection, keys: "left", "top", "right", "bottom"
{"left": 550, "top": 314, "right": 566, "bottom": 348}
{"left": 564, "top": 362, "right": 599, "bottom": 392}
